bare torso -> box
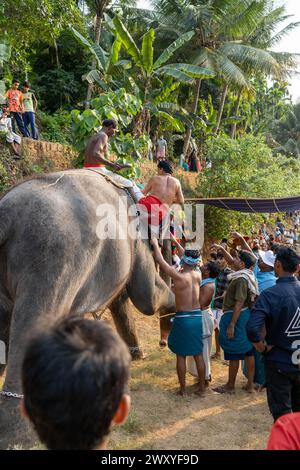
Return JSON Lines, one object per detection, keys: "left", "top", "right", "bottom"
{"left": 200, "top": 283, "right": 215, "bottom": 310}
{"left": 84, "top": 132, "right": 108, "bottom": 166}
{"left": 173, "top": 269, "right": 202, "bottom": 311}
{"left": 143, "top": 174, "right": 184, "bottom": 206}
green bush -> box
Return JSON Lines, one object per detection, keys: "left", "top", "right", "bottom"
{"left": 198, "top": 134, "right": 300, "bottom": 240}
{"left": 37, "top": 110, "right": 73, "bottom": 145}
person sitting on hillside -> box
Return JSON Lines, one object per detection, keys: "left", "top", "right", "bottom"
{"left": 0, "top": 106, "right": 22, "bottom": 158}
{"left": 21, "top": 316, "right": 131, "bottom": 450}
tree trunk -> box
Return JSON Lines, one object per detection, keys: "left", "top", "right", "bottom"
{"left": 53, "top": 38, "right": 60, "bottom": 68}
{"left": 214, "top": 83, "right": 229, "bottom": 135}
{"left": 86, "top": 13, "right": 104, "bottom": 108}
{"left": 182, "top": 78, "right": 202, "bottom": 158}
{"left": 230, "top": 89, "right": 243, "bottom": 139}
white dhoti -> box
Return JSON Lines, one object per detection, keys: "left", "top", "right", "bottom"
{"left": 187, "top": 308, "right": 214, "bottom": 380}
{"left": 84, "top": 166, "right": 144, "bottom": 200}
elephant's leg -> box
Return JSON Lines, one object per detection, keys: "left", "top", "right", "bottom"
{"left": 0, "top": 298, "right": 48, "bottom": 449}
{"left": 0, "top": 298, "right": 12, "bottom": 377}
{"left": 110, "top": 290, "right": 144, "bottom": 360}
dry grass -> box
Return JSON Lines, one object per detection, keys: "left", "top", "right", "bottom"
{"left": 104, "top": 309, "right": 272, "bottom": 451}
{"left": 0, "top": 309, "right": 272, "bottom": 450}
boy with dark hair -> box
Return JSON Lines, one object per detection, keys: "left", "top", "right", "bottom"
{"left": 248, "top": 246, "right": 300, "bottom": 421}
{"left": 21, "top": 317, "right": 131, "bottom": 450}
{"left": 151, "top": 238, "right": 205, "bottom": 397}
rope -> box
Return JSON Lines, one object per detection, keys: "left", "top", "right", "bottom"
{"left": 245, "top": 199, "right": 256, "bottom": 213}
{"left": 273, "top": 198, "right": 281, "bottom": 213}
{"left": 41, "top": 174, "right": 65, "bottom": 189}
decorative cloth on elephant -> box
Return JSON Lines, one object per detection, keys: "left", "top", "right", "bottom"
{"left": 219, "top": 307, "right": 255, "bottom": 361}
{"left": 168, "top": 309, "right": 203, "bottom": 356}
{"left": 84, "top": 166, "right": 144, "bottom": 199}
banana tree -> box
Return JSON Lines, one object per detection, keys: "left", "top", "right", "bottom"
{"left": 111, "top": 16, "right": 215, "bottom": 135}
{"left": 72, "top": 19, "right": 214, "bottom": 136}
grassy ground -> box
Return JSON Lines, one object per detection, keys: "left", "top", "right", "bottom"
{"left": 0, "top": 309, "right": 272, "bottom": 450}
{"left": 105, "top": 309, "right": 273, "bottom": 451}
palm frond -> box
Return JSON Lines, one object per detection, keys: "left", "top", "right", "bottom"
{"left": 220, "top": 42, "right": 279, "bottom": 76}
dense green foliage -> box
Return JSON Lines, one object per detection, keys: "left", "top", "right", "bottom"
{"left": 198, "top": 135, "right": 300, "bottom": 239}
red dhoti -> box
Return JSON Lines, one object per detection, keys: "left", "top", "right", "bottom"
{"left": 138, "top": 195, "right": 168, "bottom": 225}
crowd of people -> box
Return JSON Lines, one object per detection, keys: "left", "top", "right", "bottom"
{"left": 0, "top": 79, "right": 38, "bottom": 158}
{"left": 147, "top": 134, "right": 209, "bottom": 173}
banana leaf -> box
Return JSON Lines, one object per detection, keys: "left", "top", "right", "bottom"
{"left": 142, "top": 28, "right": 155, "bottom": 73}
{"left": 164, "top": 63, "right": 215, "bottom": 78}
{"left": 113, "top": 16, "right": 142, "bottom": 66}
{"left": 157, "top": 111, "right": 184, "bottom": 131}
{"left": 156, "top": 67, "right": 194, "bottom": 83}
{"left": 153, "top": 30, "right": 194, "bottom": 70}
{"left": 71, "top": 27, "right": 107, "bottom": 72}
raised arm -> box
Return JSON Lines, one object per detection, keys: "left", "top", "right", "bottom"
{"left": 211, "top": 244, "right": 234, "bottom": 266}
{"left": 231, "top": 232, "right": 252, "bottom": 253}
{"left": 151, "top": 238, "right": 182, "bottom": 281}
{"left": 170, "top": 232, "right": 185, "bottom": 258}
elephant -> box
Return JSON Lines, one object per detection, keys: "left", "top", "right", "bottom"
{"left": 0, "top": 169, "right": 175, "bottom": 449}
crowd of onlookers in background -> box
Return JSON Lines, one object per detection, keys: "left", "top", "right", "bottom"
{"left": 147, "top": 134, "right": 210, "bottom": 173}
{"left": 0, "top": 79, "right": 38, "bottom": 158}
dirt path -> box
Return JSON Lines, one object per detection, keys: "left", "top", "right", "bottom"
{"left": 107, "top": 310, "right": 272, "bottom": 450}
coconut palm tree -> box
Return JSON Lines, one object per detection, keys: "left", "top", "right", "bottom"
{"left": 229, "top": 3, "right": 300, "bottom": 138}
{"left": 151, "top": 0, "right": 284, "bottom": 154}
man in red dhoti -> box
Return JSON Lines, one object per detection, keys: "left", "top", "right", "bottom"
{"left": 139, "top": 160, "right": 184, "bottom": 236}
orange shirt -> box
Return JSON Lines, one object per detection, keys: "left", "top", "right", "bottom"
{"left": 6, "top": 89, "right": 23, "bottom": 113}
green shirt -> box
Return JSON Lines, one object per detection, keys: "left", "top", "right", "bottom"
{"left": 23, "top": 91, "right": 35, "bottom": 112}
{"left": 222, "top": 277, "right": 252, "bottom": 312}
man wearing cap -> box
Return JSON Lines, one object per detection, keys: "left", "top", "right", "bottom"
{"left": 151, "top": 238, "right": 205, "bottom": 397}
{"left": 247, "top": 247, "right": 300, "bottom": 421}
{"left": 256, "top": 250, "right": 277, "bottom": 293}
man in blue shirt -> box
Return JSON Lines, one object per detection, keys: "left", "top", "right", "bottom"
{"left": 247, "top": 247, "right": 300, "bottom": 421}
{"left": 256, "top": 250, "right": 277, "bottom": 293}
